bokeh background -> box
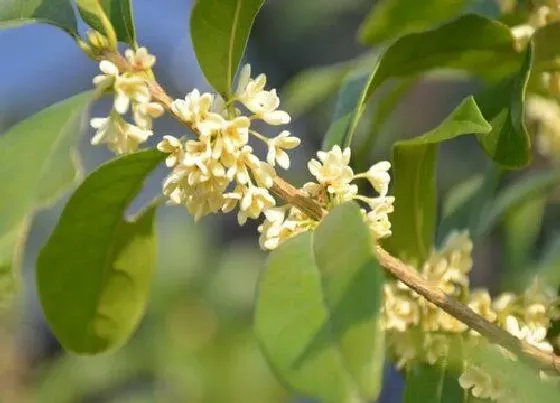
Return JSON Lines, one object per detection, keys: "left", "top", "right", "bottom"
{"left": 1, "top": 0, "right": 558, "bottom": 402}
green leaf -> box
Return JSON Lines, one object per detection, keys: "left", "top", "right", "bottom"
{"left": 359, "top": 0, "right": 468, "bottom": 46}
{"left": 322, "top": 57, "right": 379, "bottom": 150}
{"left": 190, "top": 0, "right": 265, "bottom": 97}
{"left": 37, "top": 149, "right": 164, "bottom": 354}
{"left": 0, "top": 91, "right": 93, "bottom": 239}
{"left": 476, "top": 167, "right": 560, "bottom": 238}
{"left": 366, "top": 14, "right": 521, "bottom": 100}
{"left": 474, "top": 43, "right": 533, "bottom": 169}
{"left": 255, "top": 202, "right": 385, "bottom": 402}
{"left": 404, "top": 336, "right": 466, "bottom": 403}
{"left": 76, "top": 0, "right": 136, "bottom": 47}
{"left": 0, "top": 0, "right": 77, "bottom": 36}
{"left": 385, "top": 97, "right": 492, "bottom": 263}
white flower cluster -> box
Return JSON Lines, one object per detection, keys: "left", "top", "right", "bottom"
{"left": 258, "top": 145, "right": 395, "bottom": 250}
{"left": 90, "top": 48, "right": 164, "bottom": 154}
{"left": 383, "top": 231, "right": 559, "bottom": 402}
{"left": 157, "top": 65, "right": 297, "bottom": 224}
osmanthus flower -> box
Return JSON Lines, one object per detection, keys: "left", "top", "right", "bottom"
{"left": 234, "top": 64, "right": 290, "bottom": 125}
{"left": 90, "top": 47, "right": 163, "bottom": 154}
{"left": 308, "top": 145, "right": 355, "bottom": 195}
{"left": 124, "top": 47, "right": 156, "bottom": 71}
{"left": 265, "top": 131, "right": 301, "bottom": 169}
{"left": 90, "top": 113, "right": 152, "bottom": 154}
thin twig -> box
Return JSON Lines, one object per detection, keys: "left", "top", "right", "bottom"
{"left": 108, "top": 50, "right": 560, "bottom": 374}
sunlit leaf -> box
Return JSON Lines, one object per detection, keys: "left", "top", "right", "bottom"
{"left": 0, "top": 0, "right": 77, "bottom": 36}
{"left": 359, "top": 0, "right": 468, "bottom": 46}
{"left": 255, "top": 202, "right": 385, "bottom": 402}
{"left": 385, "top": 97, "right": 491, "bottom": 263}
{"left": 77, "top": 0, "right": 136, "bottom": 46}
{"left": 190, "top": 0, "right": 265, "bottom": 97}
{"left": 0, "top": 91, "right": 93, "bottom": 239}
{"left": 37, "top": 149, "right": 164, "bottom": 354}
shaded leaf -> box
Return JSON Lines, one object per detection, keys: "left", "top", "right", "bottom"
{"left": 77, "top": 0, "right": 136, "bottom": 46}
{"left": 476, "top": 167, "right": 560, "bottom": 238}
{"left": 37, "top": 149, "right": 164, "bottom": 354}
{"left": 0, "top": 91, "right": 93, "bottom": 238}
{"left": 474, "top": 43, "right": 533, "bottom": 168}
{"left": 404, "top": 337, "right": 466, "bottom": 403}
{"left": 322, "top": 56, "right": 379, "bottom": 150}
{"left": 190, "top": 0, "right": 265, "bottom": 97}
{"left": 366, "top": 14, "right": 521, "bottom": 100}
{"left": 359, "top": 0, "right": 468, "bottom": 46}
{"left": 385, "top": 97, "right": 491, "bottom": 263}
{"left": 0, "top": 0, "right": 77, "bottom": 36}
{"left": 255, "top": 202, "right": 385, "bottom": 402}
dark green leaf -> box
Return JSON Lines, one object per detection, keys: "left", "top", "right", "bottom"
{"left": 359, "top": 0, "right": 468, "bottom": 46}
{"left": 0, "top": 91, "right": 93, "bottom": 238}
{"left": 475, "top": 43, "right": 533, "bottom": 168}
{"left": 322, "top": 57, "right": 379, "bottom": 150}
{"left": 190, "top": 0, "right": 265, "bottom": 97}
{"left": 404, "top": 336, "right": 466, "bottom": 403}
{"left": 77, "top": 0, "right": 136, "bottom": 46}
{"left": 366, "top": 14, "right": 521, "bottom": 100}
{"left": 385, "top": 97, "right": 491, "bottom": 263}
{"left": 37, "top": 149, "right": 164, "bottom": 354}
{"left": 476, "top": 167, "right": 560, "bottom": 238}
{"left": 0, "top": 0, "right": 77, "bottom": 35}
{"left": 255, "top": 202, "right": 385, "bottom": 402}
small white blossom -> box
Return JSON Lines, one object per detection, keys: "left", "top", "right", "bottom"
{"left": 266, "top": 130, "right": 301, "bottom": 169}
{"left": 92, "top": 60, "right": 119, "bottom": 88}
{"left": 90, "top": 114, "right": 152, "bottom": 154}
{"left": 133, "top": 101, "right": 164, "bottom": 129}
{"left": 157, "top": 135, "right": 184, "bottom": 167}
{"left": 237, "top": 185, "right": 276, "bottom": 225}
{"left": 308, "top": 145, "right": 354, "bottom": 194}
{"left": 235, "top": 64, "right": 290, "bottom": 125}
{"left": 366, "top": 161, "right": 391, "bottom": 196}
{"left": 124, "top": 47, "right": 156, "bottom": 70}
{"left": 113, "top": 75, "right": 150, "bottom": 114}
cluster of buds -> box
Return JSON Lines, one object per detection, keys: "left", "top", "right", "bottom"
{"left": 89, "top": 47, "right": 164, "bottom": 154}
{"left": 382, "top": 231, "right": 559, "bottom": 401}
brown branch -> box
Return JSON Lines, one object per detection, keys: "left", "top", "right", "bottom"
{"left": 107, "top": 50, "right": 560, "bottom": 374}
